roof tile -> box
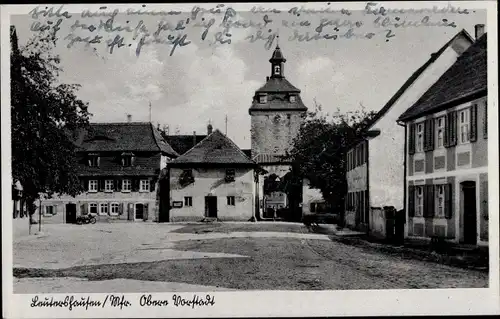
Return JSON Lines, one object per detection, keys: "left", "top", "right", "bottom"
{"left": 398, "top": 33, "right": 487, "bottom": 121}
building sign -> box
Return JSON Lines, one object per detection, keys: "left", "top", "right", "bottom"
{"left": 347, "top": 164, "right": 368, "bottom": 192}
{"left": 172, "top": 201, "right": 183, "bottom": 208}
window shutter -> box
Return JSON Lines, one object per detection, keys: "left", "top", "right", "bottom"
{"left": 408, "top": 186, "right": 415, "bottom": 217}
{"left": 97, "top": 179, "right": 103, "bottom": 192}
{"left": 119, "top": 203, "right": 124, "bottom": 215}
{"left": 443, "top": 115, "right": 450, "bottom": 147}
{"left": 470, "top": 104, "right": 478, "bottom": 142}
{"left": 80, "top": 204, "right": 85, "bottom": 215}
{"left": 132, "top": 178, "right": 139, "bottom": 192}
{"left": 423, "top": 120, "right": 429, "bottom": 151}
{"left": 444, "top": 183, "right": 452, "bottom": 219}
{"left": 408, "top": 123, "right": 416, "bottom": 155}
{"left": 144, "top": 203, "right": 149, "bottom": 221}
{"left": 483, "top": 101, "right": 488, "bottom": 139}
{"left": 449, "top": 112, "right": 458, "bottom": 146}
{"left": 116, "top": 178, "right": 122, "bottom": 192}
{"left": 429, "top": 118, "right": 435, "bottom": 150}
{"left": 151, "top": 178, "right": 156, "bottom": 192}
{"left": 427, "top": 184, "right": 435, "bottom": 218}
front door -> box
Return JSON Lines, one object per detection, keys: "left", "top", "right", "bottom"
{"left": 462, "top": 182, "right": 477, "bottom": 245}
{"left": 135, "top": 203, "right": 144, "bottom": 220}
{"left": 205, "top": 196, "right": 217, "bottom": 218}
{"left": 65, "top": 204, "right": 77, "bottom": 224}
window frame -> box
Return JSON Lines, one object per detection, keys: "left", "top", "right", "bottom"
{"left": 459, "top": 108, "right": 470, "bottom": 144}
{"left": 104, "top": 179, "right": 114, "bottom": 192}
{"left": 415, "top": 122, "right": 424, "bottom": 152}
{"left": 139, "top": 179, "right": 150, "bottom": 192}
{"left": 89, "top": 180, "right": 98, "bottom": 192}
{"left": 274, "top": 65, "right": 281, "bottom": 75}
{"left": 122, "top": 156, "right": 132, "bottom": 167}
{"left": 122, "top": 179, "right": 131, "bottom": 192}
{"left": 289, "top": 95, "right": 296, "bottom": 103}
{"left": 88, "top": 203, "right": 98, "bottom": 215}
{"left": 88, "top": 155, "right": 99, "bottom": 167}
{"left": 435, "top": 117, "right": 445, "bottom": 149}
{"left": 227, "top": 196, "right": 236, "bottom": 206}
{"left": 435, "top": 184, "right": 445, "bottom": 217}
{"left": 99, "top": 203, "right": 108, "bottom": 216}
{"left": 415, "top": 186, "right": 424, "bottom": 216}
{"left": 259, "top": 94, "right": 267, "bottom": 104}
{"left": 110, "top": 203, "right": 120, "bottom": 216}
{"left": 184, "top": 196, "right": 193, "bottom": 207}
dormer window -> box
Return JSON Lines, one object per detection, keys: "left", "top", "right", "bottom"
{"left": 289, "top": 95, "right": 296, "bottom": 102}
{"left": 121, "top": 152, "right": 135, "bottom": 167}
{"left": 225, "top": 169, "right": 235, "bottom": 182}
{"left": 88, "top": 153, "right": 100, "bottom": 167}
{"left": 259, "top": 94, "right": 267, "bottom": 104}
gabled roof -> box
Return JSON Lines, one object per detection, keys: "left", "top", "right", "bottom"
{"left": 398, "top": 33, "right": 487, "bottom": 122}
{"left": 164, "top": 134, "right": 207, "bottom": 155}
{"left": 364, "top": 29, "right": 474, "bottom": 130}
{"left": 77, "top": 122, "right": 179, "bottom": 157}
{"left": 170, "top": 129, "right": 255, "bottom": 166}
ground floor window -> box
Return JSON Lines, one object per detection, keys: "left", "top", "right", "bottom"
{"left": 415, "top": 186, "right": 424, "bottom": 216}
{"left": 110, "top": 203, "right": 120, "bottom": 215}
{"left": 227, "top": 196, "right": 235, "bottom": 206}
{"left": 99, "top": 203, "right": 108, "bottom": 215}
{"left": 44, "top": 205, "right": 55, "bottom": 216}
{"left": 88, "top": 203, "right": 98, "bottom": 215}
{"left": 435, "top": 184, "right": 445, "bottom": 217}
{"left": 184, "top": 196, "right": 193, "bottom": 207}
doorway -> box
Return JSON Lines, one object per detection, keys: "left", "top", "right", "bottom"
{"left": 205, "top": 196, "right": 217, "bottom": 218}
{"left": 65, "top": 203, "right": 77, "bottom": 224}
{"left": 135, "top": 203, "right": 144, "bottom": 220}
{"left": 462, "top": 181, "right": 477, "bottom": 245}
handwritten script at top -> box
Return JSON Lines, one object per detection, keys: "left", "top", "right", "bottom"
{"left": 27, "top": 2, "right": 471, "bottom": 57}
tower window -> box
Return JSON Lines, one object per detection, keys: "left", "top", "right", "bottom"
{"left": 259, "top": 95, "right": 267, "bottom": 103}
{"left": 289, "top": 95, "right": 296, "bottom": 102}
{"left": 274, "top": 65, "right": 280, "bottom": 74}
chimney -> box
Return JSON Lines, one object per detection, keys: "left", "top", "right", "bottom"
{"left": 193, "top": 131, "right": 196, "bottom": 146}
{"left": 127, "top": 114, "right": 132, "bottom": 123}
{"left": 475, "top": 24, "right": 485, "bottom": 40}
{"left": 207, "top": 123, "right": 213, "bottom": 135}
{"left": 266, "top": 76, "right": 270, "bottom": 81}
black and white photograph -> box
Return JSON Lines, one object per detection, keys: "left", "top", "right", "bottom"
{"left": 2, "top": 1, "right": 498, "bottom": 317}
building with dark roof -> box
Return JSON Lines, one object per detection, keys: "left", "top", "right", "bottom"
{"left": 343, "top": 28, "right": 475, "bottom": 236}
{"left": 168, "top": 130, "right": 258, "bottom": 222}
{"left": 397, "top": 25, "right": 488, "bottom": 246}
{"left": 37, "top": 121, "right": 179, "bottom": 223}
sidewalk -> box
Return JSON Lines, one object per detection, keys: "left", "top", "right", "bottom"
{"left": 311, "top": 224, "right": 489, "bottom": 272}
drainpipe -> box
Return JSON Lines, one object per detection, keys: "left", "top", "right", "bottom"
{"left": 397, "top": 120, "right": 407, "bottom": 233}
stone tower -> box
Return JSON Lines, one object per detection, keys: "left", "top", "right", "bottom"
{"left": 249, "top": 45, "right": 308, "bottom": 162}
{"left": 249, "top": 45, "right": 308, "bottom": 220}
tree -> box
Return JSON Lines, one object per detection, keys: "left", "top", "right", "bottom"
{"left": 10, "top": 27, "right": 91, "bottom": 223}
{"left": 285, "top": 100, "right": 377, "bottom": 225}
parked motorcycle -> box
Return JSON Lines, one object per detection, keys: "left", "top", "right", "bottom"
{"left": 76, "top": 213, "right": 97, "bottom": 225}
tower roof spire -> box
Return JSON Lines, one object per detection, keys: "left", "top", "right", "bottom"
{"left": 269, "top": 40, "right": 286, "bottom": 63}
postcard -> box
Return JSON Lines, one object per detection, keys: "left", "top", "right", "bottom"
{"left": 2, "top": 1, "right": 499, "bottom": 318}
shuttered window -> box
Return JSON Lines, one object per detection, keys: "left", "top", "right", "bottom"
{"left": 423, "top": 118, "right": 435, "bottom": 152}
{"left": 446, "top": 111, "right": 458, "bottom": 147}
{"left": 470, "top": 104, "right": 478, "bottom": 142}
{"left": 444, "top": 183, "right": 453, "bottom": 219}
{"left": 409, "top": 123, "right": 416, "bottom": 155}
{"left": 459, "top": 108, "right": 470, "bottom": 144}
{"left": 423, "top": 184, "right": 435, "bottom": 218}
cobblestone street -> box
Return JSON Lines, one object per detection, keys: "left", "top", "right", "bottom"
{"left": 13, "top": 222, "right": 487, "bottom": 292}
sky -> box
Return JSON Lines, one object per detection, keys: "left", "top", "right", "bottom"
{"left": 11, "top": 3, "right": 487, "bottom": 149}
